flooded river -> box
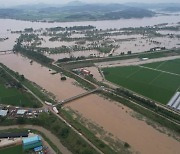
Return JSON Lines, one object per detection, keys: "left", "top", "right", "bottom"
{"left": 0, "top": 15, "right": 180, "bottom": 153}
{"left": 0, "top": 54, "right": 85, "bottom": 100}
{"left": 0, "top": 53, "right": 180, "bottom": 154}
{"left": 0, "top": 15, "right": 180, "bottom": 32}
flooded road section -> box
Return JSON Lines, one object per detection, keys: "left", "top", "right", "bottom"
{"left": 0, "top": 53, "right": 179, "bottom": 154}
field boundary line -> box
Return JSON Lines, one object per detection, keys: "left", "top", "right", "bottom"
{"left": 139, "top": 66, "right": 180, "bottom": 77}
{"left": 126, "top": 67, "right": 142, "bottom": 78}
{"left": 156, "top": 61, "right": 167, "bottom": 69}
{"left": 148, "top": 72, "right": 162, "bottom": 85}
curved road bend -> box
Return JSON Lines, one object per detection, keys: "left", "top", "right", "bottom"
{"left": 0, "top": 125, "right": 71, "bottom": 154}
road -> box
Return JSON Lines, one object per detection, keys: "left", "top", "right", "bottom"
{"left": 104, "top": 88, "right": 180, "bottom": 126}
{"left": 53, "top": 63, "right": 98, "bottom": 89}
{"left": 0, "top": 125, "right": 71, "bottom": 154}
{"left": 96, "top": 55, "right": 180, "bottom": 68}
{"left": 0, "top": 65, "right": 104, "bottom": 154}
{"left": 53, "top": 63, "right": 180, "bottom": 123}
{"left": 0, "top": 65, "right": 46, "bottom": 108}
{"left": 102, "top": 75, "right": 180, "bottom": 116}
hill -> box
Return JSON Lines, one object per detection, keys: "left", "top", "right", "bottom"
{"left": 0, "top": 3, "right": 155, "bottom": 22}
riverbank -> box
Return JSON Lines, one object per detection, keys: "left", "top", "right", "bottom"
{"left": 1, "top": 53, "right": 180, "bottom": 153}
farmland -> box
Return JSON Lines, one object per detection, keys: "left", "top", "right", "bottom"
{"left": 102, "top": 59, "right": 180, "bottom": 104}
{"left": 0, "top": 145, "right": 23, "bottom": 154}
{"left": 0, "top": 67, "right": 41, "bottom": 108}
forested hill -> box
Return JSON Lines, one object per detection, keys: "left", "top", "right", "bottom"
{"left": 0, "top": 3, "right": 155, "bottom": 22}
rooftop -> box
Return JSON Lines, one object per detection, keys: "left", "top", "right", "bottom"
{"left": 0, "top": 110, "right": 8, "bottom": 117}
{"left": 23, "top": 135, "right": 41, "bottom": 145}
{"left": 17, "top": 109, "right": 27, "bottom": 115}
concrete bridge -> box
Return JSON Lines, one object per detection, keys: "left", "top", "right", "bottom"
{"left": 54, "top": 87, "right": 103, "bottom": 106}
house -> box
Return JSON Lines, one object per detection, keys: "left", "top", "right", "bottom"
{"left": 81, "top": 68, "right": 91, "bottom": 75}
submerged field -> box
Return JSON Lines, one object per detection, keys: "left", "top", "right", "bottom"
{"left": 0, "top": 145, "right": 23, "bottom": 154}
{"left": 102, "top": 59, "right": 180, "bottom": 104}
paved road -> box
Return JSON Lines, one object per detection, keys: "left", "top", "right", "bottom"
{"left": 49, "top": 108, "right": 104, "bottom": 154}
{"left": 96, "top": 55, "right": 180, "bottom": 68}
{"left": 54, "top": 60, "right": 180, "bottom": 123}
{"left": 0, "top": 65, "right": 104, "bottom": 154}
{"left": 0, "top": 65, "right": 46, "bottom": 108}
{"left": 104, "top": 88, "right": 180, "bottom": 126}
{"left": 0, "top": 125, "right": 71, "bottom": 154}
{"left": 53, "top": 63, "right": 98, "bottom": 88}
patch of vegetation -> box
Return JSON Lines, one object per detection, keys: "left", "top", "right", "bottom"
{"left": 102, "top": 8, "right": 154, "bottom": 19}
{"left": 102, "top": 63, "right": 180, "bottom": 104}
{"left": 0, "top": 145, "right": 24, "bottom": 154}
{"left": 96, "top": 46, "right": 113, "bottom": 53}
{"left": 13, "top": 40, "right": 53, "bottom": 64}
{"left": 143, "top": 59, "right": 180, "bottom": 75}
{"left": 0, "top": 67, "right": 42, "bottom": 108}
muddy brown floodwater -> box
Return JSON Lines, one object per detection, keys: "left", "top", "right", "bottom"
{"left": 0, "top": 53, "right": 179, "bottom": 154}
{"left": 0, "top": 54, "right": 85, "bottom": 101}
{"left": 66, "top": 95, "right": 180, "bottom": 154}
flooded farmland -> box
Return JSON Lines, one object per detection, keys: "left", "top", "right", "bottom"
{"left": 0, "top": 53, "right": 180, "bottom": 154}
{"left": 0, "top": 14, "right": 180, "bottom": 153}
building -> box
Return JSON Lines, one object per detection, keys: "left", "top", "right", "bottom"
{"left": 17, "top": 109, "right": 27, "bottom": 116}
{"left": 167, "top": 92, "right": 180, "bottom": 111}
{"left": 81, "top": 68, "right": 91, "bottom": 76}
{"left": 0, "top": 132, "right": 28, "bottom": 139}
{"left": 23, "top": 135, "right": 42, "bottom": 150}
{"left": 0, "top": 110, "right": 8, "bottom": 117}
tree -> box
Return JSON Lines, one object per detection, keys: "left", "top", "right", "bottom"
{"left": 20, "top": 75, "right": 25, "bottom": 81}
{"left": 17, "top": 117, "right": 26, "bottom": 124}
{"left": 60, "top": 128, "right": 69, "bottom": 138}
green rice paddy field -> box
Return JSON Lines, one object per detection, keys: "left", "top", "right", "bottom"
{"left": 102, "top": 59, "right": 180, "bottom": 104}
{"left": 0, "top": 145, "right": 24, "bottom": 154}
{"left": 0, "top": 83, "right": 40, "bottom": 108}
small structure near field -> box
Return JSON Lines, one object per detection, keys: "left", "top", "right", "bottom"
{"left": 81, "top": 68, "right": 91, "bottom": 76}
{"left": 0, "top": 109, "right": 8, "bottom": 117}
{"left": 17, "top": 109, "right": 27, "bottom": 116}
{"left": 72, "top": 68, "right": 92, "bottom": 76}
{"left": 0, "top": 132, "right": 28, "bottom": 139}
{"left": 34, "top": 146, "right": 43, "bottom": 152}
{"left": 167, "top": 92, "right": 180, "bottom": 111}
{"left": 23, "top": 135, "right": 42, "bottom": 150}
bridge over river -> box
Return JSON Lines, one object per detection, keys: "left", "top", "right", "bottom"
{"left": 54, "top": 87, "right": 103, "bottom": 106}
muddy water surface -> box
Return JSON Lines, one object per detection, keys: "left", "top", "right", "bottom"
{"left": 67, "top": 95, "right": 180, "bottom": 154}
{"left": 0, "top": 54, "right": 85, "bottom": 100}
{"left": 0, "top": 53, "right": 179, "bottom": 154}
